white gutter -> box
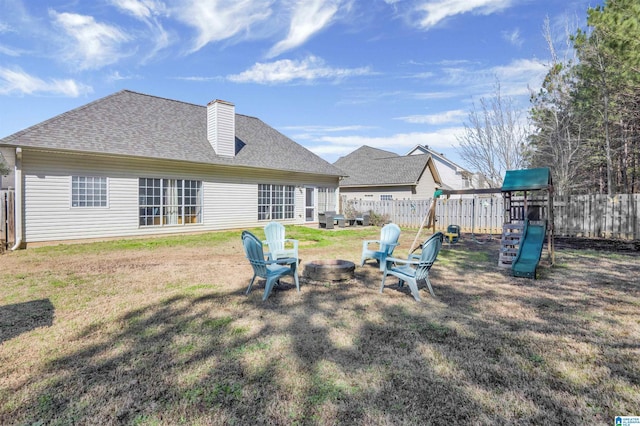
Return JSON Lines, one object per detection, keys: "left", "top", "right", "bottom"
{"left": 11, "top": 147, "right": 22, "bottom": 250}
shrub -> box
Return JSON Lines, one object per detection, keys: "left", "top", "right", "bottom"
{"left": 367, "top": 210, "right": 390, "bottom": 226}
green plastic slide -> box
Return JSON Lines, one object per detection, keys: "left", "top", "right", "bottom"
{"left": 512, "top": 220, "right": 547, "bottom": 279}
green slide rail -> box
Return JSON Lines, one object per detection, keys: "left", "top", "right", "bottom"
{"left": 512, "top": 219, "right": 547, "bottom": 279}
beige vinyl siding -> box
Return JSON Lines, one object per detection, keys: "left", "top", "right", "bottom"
{"left": 340, "top": 186, "right": 414, "bottom": 201}
{"left": 21, "top": 150, "right": 338, "bottom": 243}
{"left": 408, "top": 149, "right": 469, "bottom": 195}
{"left": 414, "top": 167, "right": 437, "bottom": 199}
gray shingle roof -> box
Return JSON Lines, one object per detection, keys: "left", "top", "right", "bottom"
{"left": 0, "top": 90, "right": 343, "bottom": 177}
{"left": 334, "top": 145, "right": 437, "bottom": 186}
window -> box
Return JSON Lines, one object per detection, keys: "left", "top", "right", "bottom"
{"left": 71, "top": 176, "right": 107, "bottom": 207}
{"left": 317, "top": 187, "right": 336, "bottom": 213}
{"left": 139, "top": 178, "right": 202, "bottom": 226}
{"left": 380, "top": 194, "right": 393, "bottom": 201}
{"left": 258, "top": 184, "right": 295, "bottom": 220}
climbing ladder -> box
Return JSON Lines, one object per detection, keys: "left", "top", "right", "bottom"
{"left": 498, "top": 222, "right": 524, "bottom": 268}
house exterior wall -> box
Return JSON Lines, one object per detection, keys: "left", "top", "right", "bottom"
{"left": 340, "top": 185, "right": 414, "bottom": 201}
{"left": 20, "top": 149, "right": 338, "bottom": 243}
{"left": 340, "top": 164, "right": 439, "bottom": 201}
{"left": 409, "top": 148, "right": 471, "bottom": 196}
{"left": 432, "top": 156, "right": 464, "bottom": 189}
{"left": 414, "top": 167, "right": 438, "bottom": 199}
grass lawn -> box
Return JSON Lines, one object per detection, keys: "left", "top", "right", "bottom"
{"left": 1, "top": 226, "right": 639, "bottom": 425}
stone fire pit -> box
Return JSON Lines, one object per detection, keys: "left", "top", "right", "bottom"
{"left": 304, "top": 259, "right": 355, "bottom": 281}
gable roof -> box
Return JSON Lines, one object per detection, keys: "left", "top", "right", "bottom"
{"left": 407, "top": 144, "right": 470, "bottom": 174}
{"left": 334, "top": 145, "right": 441, "bottom": 187}
{"left": 0, "top": 90, "right": 343, "bottom": 177}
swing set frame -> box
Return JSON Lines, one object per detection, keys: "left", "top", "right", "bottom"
{"left": 408, "top": 188, "right": 503, "bottom": 253}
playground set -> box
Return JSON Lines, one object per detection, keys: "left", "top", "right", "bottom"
{"left": 409, "top": 167, "right": 554, "bottom": 279}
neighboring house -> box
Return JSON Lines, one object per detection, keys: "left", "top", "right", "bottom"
{"left": 0, "top": 90, "right": 344, "bottom": 247}
{"left": 407, "top": 145, "right": 487, "bottom": 195}
{"left": 334, "top": 145, "right": 441, "bottom": 201}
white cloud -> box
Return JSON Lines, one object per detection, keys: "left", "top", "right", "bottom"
{"left": 282, "top": 124, "right": 375, "bottom": 142}
{"left": 109, "top": 0, "right": 167, "bottom": 20}
{"left": 227, "top": 55, "right": 372, "bottom": 84}
{"left": 336, "top": 89, "right": 455, "bottom": 107}
{"left": 172, "top": 0, "right": 273, "bottom": 53}
{"left": 0, "top": 66, "right": 92, "bottom": 96}
{"left": 490, "top": 58, "right": 547, "bottom": 95}
{"left": 395, "top": 109, "right": 467, "bottom": 124}
{"left": 106, "top": 70, "right": 143, "bottom": 82}
{"left": 0, "top": 44, "right": 21, "bottom": 56}
{"left": 408, "top": 71, "right": 436, "bottom": 79}
{"left": 50, "top": 10, "right": 130, "bottom": 70}
{"left": 109, "top": 0, "right": 171, "bottom": 59}
{"left": 437, "top": 58, "right": 547, "bottom": 98}
{"left": 316, "top": 128, "right": 464, "bottom": 154}
{"left": 437, "top": 59, "right": 475, "bottom": 66}
{"left": 411, "top": 91, "right": 456, "bottom": 100}
{"left": 491, "top": 58, "right": 545, "bottom": 77}
{"left": 415, "top": 0, "right": 513, "bottom": 29}
{"left": 282, "top": 124, "right": 374, "bottom": 133}
{"left": 502, "top": 28, "right": 523, "bottom": 47}
{"left": 267, "top": 0, "right": 344, "bottom": 58}
{"left": 174, "top": 75, "right": 222, "bottom": 82}
{"left": 304, "top": 129, "right": 463, "bottom": 161}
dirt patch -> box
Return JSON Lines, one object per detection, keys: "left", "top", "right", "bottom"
{"left": 554, "top": 236, "right": 640, "bottom": 253}
{"left": 451, "top": 233, "right": 640, "bottom": 256}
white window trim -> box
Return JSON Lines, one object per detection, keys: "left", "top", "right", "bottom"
{"left": 138, "top": 178, "right": 203, "bottom": 227}
{"left": 317, "top": 187, "right": 337, "bottom": 213}
{"left": 69, "top": 175, "right": 109, "bottom": 209}
{"left": 258, "top": 184, "right": 295, "bottom": 221}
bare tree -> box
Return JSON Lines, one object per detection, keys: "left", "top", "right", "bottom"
{"left": 528, "top": 16, "right": 588, "bottom": 195}
{"left": 457, "top": 82, "right": 529, "bottom": 187}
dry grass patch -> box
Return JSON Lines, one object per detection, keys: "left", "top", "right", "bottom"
{"left": 1, "top": 226, "right": 639, "bottom": 425}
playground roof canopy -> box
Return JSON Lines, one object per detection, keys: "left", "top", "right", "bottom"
{"left": 501, "top": 168, "right": 552, "bottom": 192}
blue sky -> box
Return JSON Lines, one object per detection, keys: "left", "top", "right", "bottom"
{"left": 0, "top": 0, "right": 601, "bottom": 167}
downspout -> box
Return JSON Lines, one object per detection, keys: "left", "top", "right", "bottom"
{"left": 11, "top": 147, "right": 23, "bottom": 250}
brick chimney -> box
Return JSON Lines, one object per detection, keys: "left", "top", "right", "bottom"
{"left": 207, "top": 99, "right": 235, "bottom": 157}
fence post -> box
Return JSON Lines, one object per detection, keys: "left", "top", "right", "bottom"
{"left": 1, "top": 191, "right": 5, "bottom": 251}
{"left": 1, "top": 190, "right": 15, "bottom": 251}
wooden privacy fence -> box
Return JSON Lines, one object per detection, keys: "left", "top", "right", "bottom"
{"left": 554, "top": 194, "right": 640, "bottom": 239}
{"left": 1, "top": 190, "right": 15, "bottom": 251}
{"left": 343, "top": 193, "right": 640, "bottom": 240}
{"left": 343, "top": 196, "right": 504, "bottom": 234}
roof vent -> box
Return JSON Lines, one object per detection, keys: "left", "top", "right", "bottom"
{"left": 207, "top": 99, "right": 235, "bottom": 157}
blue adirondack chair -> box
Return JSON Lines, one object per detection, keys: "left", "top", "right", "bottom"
{"left": 242, "top": 230, "right": 262, "bottom": 247}
{"left": 241, "top": 231, "right": 299, "bottom": 301}
{"left": 381, "top": 232, "right": 444, "bottom": 301}
{"left": 360, "top": 223, "right": 401, "bottom": 270}
{"left": 263, "top": 222, "right": 299, "bottom": 261}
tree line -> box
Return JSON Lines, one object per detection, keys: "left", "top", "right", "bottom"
{"left": 458, "top": 0, "right": 640, "bottom": 196}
